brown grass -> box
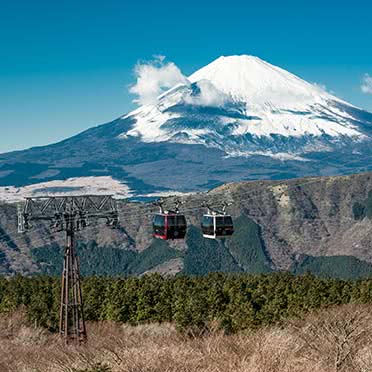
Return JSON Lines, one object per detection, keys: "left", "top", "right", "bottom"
{"left": 1, "top": 305, "right": 372, "bottom": 372}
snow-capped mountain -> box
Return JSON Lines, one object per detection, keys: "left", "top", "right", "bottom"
{"left": 1, "top": 55, "right": 372, "bottom": 198}
{"left": 119, "top": 55, "right": 370, "bottom": 157}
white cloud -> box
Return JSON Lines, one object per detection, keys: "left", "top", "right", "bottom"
{"left": 313, "top": 82, "right": 327, "bottom": 91}
{"left": 312, "top": 82, "right": 334, "bottom": 95}
{"left": 129, "top": 56, "right": 189, "bottom": 105}
{"left": 184, "top": 80, "right": 230, "bottom": 107}
{"left": 361, "top": 74, "right": 372, "bottom": 94}
{"left": 129, "top": 56, "right": 232, "bottom": 108}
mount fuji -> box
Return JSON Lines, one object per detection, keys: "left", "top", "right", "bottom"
{"left": 123, "top": 56, "right": 367, "bottom": 155}
{"left": 1, "top": 55, "right": 372, "bottom": 199}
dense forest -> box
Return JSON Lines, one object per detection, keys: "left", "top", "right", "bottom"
{"left": 1, "top": 272, "right": 372, "bottom": 333}
{"left": 30, "top": 217, "right": 372, "bottom": 280}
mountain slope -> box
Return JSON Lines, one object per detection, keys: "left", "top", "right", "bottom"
{"left": 2, "top": 172, "right": 372, "bottom": 279}
{"left": 1, "top": 55, "right": 372, "bottom": 197}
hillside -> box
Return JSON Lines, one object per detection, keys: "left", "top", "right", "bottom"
{"left": 1, "top": 306, "right": 372, "bottom": 372}
{"left": 1, "top": 171, "right": 372, "bottom": 278}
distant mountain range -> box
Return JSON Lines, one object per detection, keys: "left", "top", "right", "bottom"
{"left": 1, "top": 55, "right": 372, "bottom": 199}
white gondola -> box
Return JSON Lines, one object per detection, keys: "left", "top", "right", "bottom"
{"left": 201, "top": 204, "right": 234, "bottom": 239}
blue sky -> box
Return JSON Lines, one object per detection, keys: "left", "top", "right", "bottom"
{"left": 1, "top": 0, "right": 372, "bottom": 153}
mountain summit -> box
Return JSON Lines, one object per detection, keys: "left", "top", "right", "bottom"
{"left": 1, "top": 55, "right": 372, "bottom": 198}
{"left": 189, "top": 55, "right": 342, "bottom": 107}
{"left": 120, "top": 55, "right": 369, "bottom": 157}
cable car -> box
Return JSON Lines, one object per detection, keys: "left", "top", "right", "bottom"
{"left": 201, "top": 204, "right": 234, "bottom": 239}
{"left": 153, "top": 201, "right": 187, "bottom": 240}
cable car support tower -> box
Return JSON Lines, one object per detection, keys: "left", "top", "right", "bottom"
{"left": 18, "top": 195, "right": 119, "bottom": 344}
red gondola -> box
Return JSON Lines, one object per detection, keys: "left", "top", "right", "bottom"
{"left": 153, "top": 201, "right": 187, "bottom": 240}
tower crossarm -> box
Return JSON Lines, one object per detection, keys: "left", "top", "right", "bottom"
{"left": 19, "top": 195, "right": 119, "bottom": 231}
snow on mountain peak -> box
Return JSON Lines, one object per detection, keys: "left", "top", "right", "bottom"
{"left": 188, "top": 55, "right": 339, "bottom": 110}
{"left": 120, "top": 55, "right": 368, "bottom": 157}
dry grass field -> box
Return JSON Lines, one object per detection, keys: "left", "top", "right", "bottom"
{"left": 1, "top": 305, "right": 372, "bottom": 372}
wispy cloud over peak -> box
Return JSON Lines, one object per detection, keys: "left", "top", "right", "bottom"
{"left": 129, "top": 56, "right": 189, "bottom": 105}
{"left": 361, "top": 74, "right": 372, "bottom": 95}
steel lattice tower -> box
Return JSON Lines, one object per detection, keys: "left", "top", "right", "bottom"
{"left": 18, "top": 195, "right": 119, "bottom": 344}
{"left": 59, "top": 217, "right": 86, "bottom": 343}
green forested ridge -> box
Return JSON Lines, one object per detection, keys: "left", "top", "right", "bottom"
{"left": 292, "top": 255, "right": 372, "bottom": 280}
{"left": 30, "top": 215, "right": 372, "bottom": 279}
{"left": 32, "top": 240, "right": 179, "bottom": 277}
{"left": 1, "top": 273, "right": 372, "bottom": 333}
{"left": 225, "top": 215, "right": 272, "bottom": 273}
{"left": 31, "top": 216, "right": 273, "bottom": 277}
{"left": 127, "top": 239, "right": 181, "bottom": 275}
{"left": 183, "top": 226, "right": 242, "bottom": 275}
